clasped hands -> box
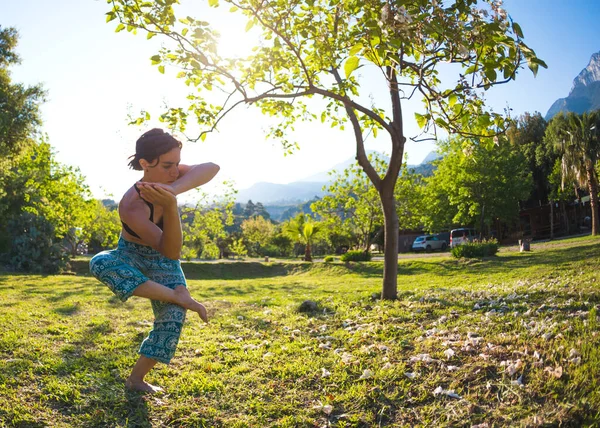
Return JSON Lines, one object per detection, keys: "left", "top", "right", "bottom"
{"left": 137, "top": 182, "right": 177, "bottom": 207}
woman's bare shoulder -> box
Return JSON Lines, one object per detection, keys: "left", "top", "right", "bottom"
{"left": 118, "top": 185, "right": 148, "bottom": 219}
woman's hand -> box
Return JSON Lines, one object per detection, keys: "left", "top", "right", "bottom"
{"left": 137, "top": 183, "right": 177, "bottom": 208}
{"left": 139, "top": 182, "right": 176, "bottom": 195}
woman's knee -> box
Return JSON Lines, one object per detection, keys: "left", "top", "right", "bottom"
{"left": 89, "top": 251, "right": 114, "bottom": 278}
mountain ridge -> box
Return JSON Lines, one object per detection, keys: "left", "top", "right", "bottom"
{"left": 236, "top": 150, "right": 438, "bottom": 204}
{"left": 546, "top": 51, "right": 600, "bottom": 120}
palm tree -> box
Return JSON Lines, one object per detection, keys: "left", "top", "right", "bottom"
{"left": 547, "top": 111, "right": 600, "bottom": 235}
{"left": 283, "top": 214, "right": 322, "bottom": 262}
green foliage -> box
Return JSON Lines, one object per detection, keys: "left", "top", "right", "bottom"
{"left": 83, "top": 200, "right": 121, "bottom": 253}
{"left": 545, "top": 111, "right": 600, "bottom": 234}
{"left": 451, "top": 239, "right": 499, "bottom": 258}
{"left": 312, "top": 154, "right": 423, "bottom": 251}
{"left": 0, "top": 27, "right": 45, "bottom": 159}
{"left": 340, "top": 250, "right": 372, "bottom": 262}
{"left": 422, "top": 137, "right": 532, "bottom": 233}
{"left": 230, "top": 238, "right": 248, "bottom": 259}
{"left": 282, "top": 214, "right": 323, "bottom": 262}
{"left": 201, "top": 242, "right": 220, "bottom": 260}
{"left": 240, "top": 215, "right": 275, "bottom": 257}
{"left": 507, "top": 112, "right": 555, "bottom": 203}
{"left": 4, "top": 212, "right": 69, "bottom": 273}
{"left": 181, "top": 182, "right": 235, "bottom": 259}
{"left": 323, "top": 255, "right": 334, "bottom": 263}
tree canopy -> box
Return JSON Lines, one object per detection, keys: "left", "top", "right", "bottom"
{"left": 107, "top": 0, "right": 546, "bottom": 298}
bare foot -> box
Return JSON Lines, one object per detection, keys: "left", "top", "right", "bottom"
{"left": 174, "top": 286, "right": 209, "bottom": 323}
{"left": 126, "top": 378, "right": 164, "bottom": 393}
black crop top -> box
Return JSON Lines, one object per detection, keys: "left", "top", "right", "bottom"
{"left": 121, "top": 183, "right": 164, "bottom": 239}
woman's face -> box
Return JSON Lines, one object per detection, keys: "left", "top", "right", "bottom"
{"left": 142, "top": 147, "right": 181, "bottom": 184}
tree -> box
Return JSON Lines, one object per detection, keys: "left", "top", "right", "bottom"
{"left": 181, "top": 183, "right": 235, "bottom": 259}
{"left": 84, "top": 200, "right": 122, "bottom": 253}
{"left": 313, "top": 153, "right": 422, "bottom": 251}
{"left": 282, "top": 213, "right": 322, "bottom": 262}
{"left": 546, "top": 111, "right": 600, "bottom": 235}
{"left": 108, "top": 0, "right": 545, "bottom": 298}
{"left": 312, "top": 154, "right": 384, "bottom": 251}
{"left": 240, "top": 215, "right": 275, "bottom": 256}
{"left": 422, "top": 137, "right": 532, "bottom": 235}
{"left": 0, "top": 27, "right": 45, "bottom": 159}
{"left": 507, "top": 112, "right": 555, "bottom": 204}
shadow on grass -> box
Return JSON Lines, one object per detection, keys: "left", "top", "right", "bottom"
{"left": 48, "top": 321, "right": 153, "bottom": 427}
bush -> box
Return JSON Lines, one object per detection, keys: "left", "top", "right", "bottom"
{"left": 451, "top": 239, "right": 499, "bottom": 258}
{"left": 341, "top": 250, "right": 372, "bottom": 262}
{"left": 324, "top": 255, "right": 334, "bottom": 263}
{"left": 4, "top": 213, "right": 69, "bottom": 274}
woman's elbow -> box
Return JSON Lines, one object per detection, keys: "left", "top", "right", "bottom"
{"left": 209, "top": 163, "right": 220, "bottom": 177}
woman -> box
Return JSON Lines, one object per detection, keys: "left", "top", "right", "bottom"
{"left": 90, "top": 128, "right": 220, "bottom": 393}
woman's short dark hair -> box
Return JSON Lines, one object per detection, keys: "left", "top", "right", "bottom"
{"left": 128, "top": 128, "right": 183, "bottom": 170}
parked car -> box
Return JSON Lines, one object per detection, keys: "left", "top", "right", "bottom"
{"left": 411, "top": 235, "right": 448, "bottom": 252}
{"left": 450, "top": 228, "right": 477, "bottom": 248}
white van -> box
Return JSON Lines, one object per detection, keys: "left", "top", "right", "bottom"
{"left": 450, "top": 228, "right": 477, "bottom": 248}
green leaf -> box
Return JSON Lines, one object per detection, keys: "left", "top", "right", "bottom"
{"left": 200, "top": 133, "right": 207, "bottom": 142}
{"left": 415, "top": 113, "right": 428, "bottom": 129}
{"left": 158, "top": 65, "right": 165, "bottom": 74}
{"left": 448, "top": 94, "right": 457, "bottom": 107}
{"left": 105, "top": 12, "right": 116, "bottom": 23}
{"left": 208, "top": 0, "right": 219, "bottom": 6}
{"left": 344, "top": 56, "right": 360, "bottom": 79}
{"left": 150, "top": 55, "right": 161, "bottom": 65}
{"left": 484, "top": 67, "right": 497, "bottom": 82}
{"left": 115, "top": 23, "right": 125, "bottom": 33}
{"left": 512, "top": 22, "right": 523, "bottom": 38}
{"left": 145, "top": 111, "right": 150, "bottom": 120}
{"left": 229, "top": 6, "right": 238, "bottom": 12}
{"left": 146, "top": 32, "right": 156, "bottom": 40}
{"left": 349, "top": 43, "right": 363, "bottom": 57}
{"left": 177, "top": 71, "right": 187, "bottom": 78}
{"left": 182, "top": 28, "right": 189, "bottom": 37}
{"left": 245, "top": 19, "right": 255, "bottom": 32}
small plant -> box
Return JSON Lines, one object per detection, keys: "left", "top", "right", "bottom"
{"left": 451, "top": 239, "right": 499, "bottom": 258}
{"left": 341, "top": 250, "right": 372, "bottom": 262}
{"left": 324, "top": 255, "right": 334, "bottom": 263}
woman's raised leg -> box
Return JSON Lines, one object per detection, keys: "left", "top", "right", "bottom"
{"left": 132, "top": 281, "right": 208, "bottom": 322}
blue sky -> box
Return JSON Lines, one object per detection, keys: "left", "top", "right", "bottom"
{"left": 3, "top": 0, "right": 600, "bottom": 202}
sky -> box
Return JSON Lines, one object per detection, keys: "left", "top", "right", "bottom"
{"left": 2, "top": 0, "right": 600, "bottom": 203}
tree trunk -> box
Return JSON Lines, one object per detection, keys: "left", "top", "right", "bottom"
{"left": 380, "top": 183, "right": 398, "bottom": 300}
{"left": 479, "top": 203, "right": 485, "bottom": 240}
{"left": 561, "top": 201, "right": 569, "bottom": 234}
{"left": 586, "top": 166, "right": 599, "bottom": 236}
{"left": 304, "top": 242, "right": 312, "bottom": 262}
{"left": 550, "top": 199, "right": 554, "bottom": 240}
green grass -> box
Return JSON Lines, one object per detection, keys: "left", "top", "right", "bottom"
{"left": 1, "top": 237, "right": 600, "bottom": 426}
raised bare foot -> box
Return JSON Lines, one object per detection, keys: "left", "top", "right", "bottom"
{"left": 125, "top": 378, "right": 164, "bottom": 393}
{"left": 174, "top": 286, "right": 209, "bottom": 323}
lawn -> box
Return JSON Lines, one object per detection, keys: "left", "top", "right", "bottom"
{"left": 1, "top": 236, "right": 600, "bottom": 427}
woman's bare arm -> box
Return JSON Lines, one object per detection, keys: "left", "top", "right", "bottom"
{"left": 120, "top": 186, "right": 182, "bottom": 259}
{"left": 171, "top": 163, "right": 220, "bottom": 195}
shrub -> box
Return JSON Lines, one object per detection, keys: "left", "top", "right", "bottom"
{"left": 201, "top": 242, "right": 221, "bottom": 260}
{"left": 451, "top": 239, "right": 499, "bottom": 258}
{"left": 324, "top": 255, "right": 334, "bottom": 263}
{"left": 341, "top": 250, "right": 372, "bottom": 262}
{"left": 4, "top": 213, "right": 69, "bottom": 274}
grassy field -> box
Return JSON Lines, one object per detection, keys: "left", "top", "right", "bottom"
{"left": 1, "top": 237, "right": 600, "bottom": 427}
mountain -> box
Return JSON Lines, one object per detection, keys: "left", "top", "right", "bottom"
{"left": 236, "top": 150, "right": 439, "bottom": 204}
{"left": 235, "top": 181, "right": 327, "bottom": 204}
{"left": 546, "top": 51, "right": 600, "bottom": 120}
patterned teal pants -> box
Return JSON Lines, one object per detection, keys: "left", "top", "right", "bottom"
{"left": 89, "top": 237, "right": 187, "bottom": 364}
